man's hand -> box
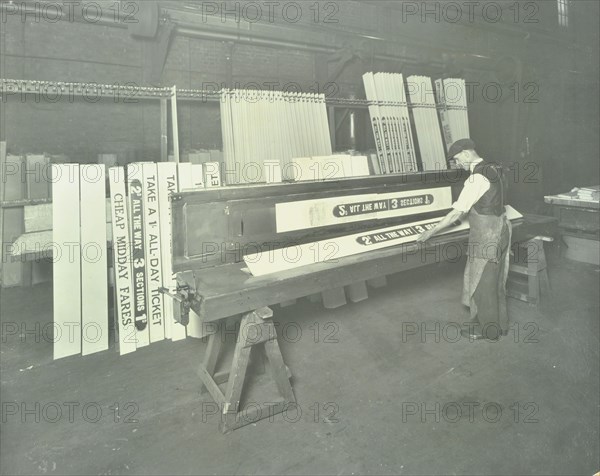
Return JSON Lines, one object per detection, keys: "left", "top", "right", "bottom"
{"left": 416, "top": 228, "right": 436, "bottom": 243}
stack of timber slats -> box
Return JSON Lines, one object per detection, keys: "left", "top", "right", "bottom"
{"left": 288, "top": 154, "right": 370, "bottom": 182}
{"left": 434, "top": 79, "right": 454, "bottom": 150}
{"left": 407, "top": 76, "right": 447, "bottom": 171}
{"left": 363, "top": 72, "right": 418, "bottom": 174}
{"left": 435, "top": 78, "right": 470, "bottom": 147}
{"left": 51, "top": 164, "right": 109, "bottom": 359}
{"left": 51, "top": 161, "right": 216, "bottom": 359}
{"left": 221, "top": 89, "right": 332, "bottom": 184}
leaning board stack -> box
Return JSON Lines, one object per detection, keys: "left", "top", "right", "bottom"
{"left": 363, "top": 72, "right": 418, "bottom": 174}
{"left": 434, "top": 79, "right": 453, "bottom": 150}
{"left": 435, "top": 78, "right": 470, "bottom": 147}
{"left": 52, "top": 162, "right": 219, "bottom": 359}
{"left": 406, "top": 75, "right": 447, "bottom": 171}
{"left": 287, "top": 154, "right": 370, "bottom": 181}
{"left": 221, "top": 89, "right": 332, "bottom": 184}
{"left": 53, "top": 164, "right": 107, "bottom": 359}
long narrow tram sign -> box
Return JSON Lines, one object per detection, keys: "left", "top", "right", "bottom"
{"left": 334, "top": 194, "right": 434, "bottom": 217}
{"left": 246, "top": 206, "right": 522, "bottom": 277}
{"left": 276, "top": 186, "right": 452, "bottom": 233}
{"left": 127, "top": 164, "right": 150, "bottom": 348}
{"left": 356, "top": 223, "right": 435, "bottom": 247}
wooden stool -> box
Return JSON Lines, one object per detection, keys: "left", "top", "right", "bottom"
{"left": 198, "top": 307, "right": 295, "bottom": 433}
{"left": 508, "top": 236, "right": 553, "bottom": 305}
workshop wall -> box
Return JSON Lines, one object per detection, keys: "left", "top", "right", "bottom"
{"left": 1, "top": 0, "right": 598, "bottom": 209}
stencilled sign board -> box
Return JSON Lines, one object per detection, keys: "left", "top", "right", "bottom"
{"left": 127, "top": 163, "right": 150, "bottom": 348}
{"left": 157, "top": 163, "right": 187, "bottom": 341}
{"left": 109, "top": 167, "right": 137, "bottom": 355}
{"left": 246, "top": 206, "right": 522, "bottom": 276}
{"left": 276, "top": 187, "right": 453, "bottom": 233}
{"left": 142, "top": 163, "right": 165, "bottom": 343}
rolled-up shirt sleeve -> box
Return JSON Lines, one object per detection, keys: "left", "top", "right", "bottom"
{"left": 452, "top": 173, "right": 491, "bottom": 213}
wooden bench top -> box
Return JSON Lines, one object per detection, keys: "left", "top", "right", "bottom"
{"left": 189, "top": 227, "right": 481, "bottom": 321}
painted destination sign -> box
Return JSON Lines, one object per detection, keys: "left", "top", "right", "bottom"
{"left": 129, "top": 178, "right": 148, "bottom": 333}
{"left": 276, "top": 187, "right": 452, "bottom": 233}
{"left": 333, "top": 194, "right": 434, "bottom": 217}
{"left": 356, "top": 222, "right": 437, "bottom": 246}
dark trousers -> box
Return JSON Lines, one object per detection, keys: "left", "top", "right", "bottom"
{"left": 473, "top": 249, "right": 510, "bottom": 340}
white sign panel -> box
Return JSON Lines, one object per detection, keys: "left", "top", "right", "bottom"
{"left": 276, "top": 187, "right": 453, "bottom": 233}
{"left": 245, "top": 206, "right": 522, "bottom": 276}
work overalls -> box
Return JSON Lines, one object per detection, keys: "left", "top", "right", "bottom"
{"left": 461, "top": 163, "right": 511, "bottom": 339}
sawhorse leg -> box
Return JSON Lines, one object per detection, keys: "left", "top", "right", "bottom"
{"left": 197, "top": 307, "right": 295, "bottom": 433}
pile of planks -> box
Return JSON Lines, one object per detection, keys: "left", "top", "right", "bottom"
{"left": 220, "top": 89, "right": 332, "bottom": 185}
{"left": 435, "top": 78, "right": 470, "bottom": 149}
{"left": 362, "top": 72, "right": 418, "bottom": 175}
{"left": 51, "top": 161, "right": 222, "bottom": 359}
{"left": 287, "top": 154, "right": 370, "bottom": 182}
{"left": 406, "top": 76, "right": 447, "bottom": 171}
{"left": 52, "top": 163, "right": 109, "bottom": 359}
{"left": 555, "top": 186, "right": 600, "bottom": 202}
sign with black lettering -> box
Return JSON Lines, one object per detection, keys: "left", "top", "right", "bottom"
{"left": 157, "top": 163, "right": 187, "bottom": 341}
{"left": 247, "top": 206, "right": 523, "bottom": 276}
{"left": 334, "top": 194, "right": 434, "bottom": 217}
{"left": 127, "top": 164, "right": 149, "bottom": 347}
{"left": 109, "top": 167, "right": 136, "bottom": 355}
{"left": 276, "top": 187, "right": 452, "bottom": 233}
{"left": 357, "top": 222, "right": 436, "bottom": 246}
{"left": 142, "top": 163, "right": 164, "bottom": 343}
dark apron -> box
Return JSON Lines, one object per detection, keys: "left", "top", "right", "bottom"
{"left": 461, "top": 208, "right": 512, "bottom": 334}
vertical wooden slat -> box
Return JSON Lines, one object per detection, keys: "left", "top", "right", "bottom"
{"left": 171, "top": 86, "right": 180, "bottom": 163}
{"left": 191, "top": 164, "right": 205, "bottom": 189}
{"left": 407, "top": 76, "right": 446, "bottom": 171}
{"left": 52, "top": 164, "right": 82, "bottom": 359}
{"left": 127, "top": 163, "right": 150, "bottom": 347}
{"left": 142, "top": 163, "right": 164, "bottom": 343}
{"left": 160, "top": 98, "right": 168, "bottom": 163}
{"left": 157, "top": 162, "right": 186, "bottom": 341}
{"left": 80, "top": 164, "right": 109, "bottom": 356}
{"left": 109, "top": 167, "right": 137, "bottom": 354}
{"left": 203, "top": 162, "right": 221, "bottom": 188}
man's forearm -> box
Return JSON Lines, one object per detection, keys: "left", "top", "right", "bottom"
{"left": 428, "top": 209, "right": 465, "bottom": 237}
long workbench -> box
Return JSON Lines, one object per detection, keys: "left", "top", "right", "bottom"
{"left": 188, "top": 229, "right": 475, "bottom": 321}
{"left": 163, "top": 172, "right": 562, "bottom": 432}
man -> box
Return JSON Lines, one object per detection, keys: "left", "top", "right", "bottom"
{"left": 416, "top": 138, "right": 511, "bottom": 341}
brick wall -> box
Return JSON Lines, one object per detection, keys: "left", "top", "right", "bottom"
{"left": 0, "top": 0, "right": 598, "bottom": 208}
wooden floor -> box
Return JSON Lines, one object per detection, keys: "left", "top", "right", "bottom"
{"left": 1, "top": 251, "right": 598, "bottom": 475}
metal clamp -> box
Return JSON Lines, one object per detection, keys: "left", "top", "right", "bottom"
{"left": 158, "top": 284, "right": 194, "bottom": 326}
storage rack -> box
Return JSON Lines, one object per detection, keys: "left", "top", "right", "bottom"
{"left": 0, "top": 78, "right": 371, "bottom": 164}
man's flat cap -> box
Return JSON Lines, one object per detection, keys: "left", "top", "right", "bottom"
{"left": 447, "top": 138, "right": 476, "bottom": 159}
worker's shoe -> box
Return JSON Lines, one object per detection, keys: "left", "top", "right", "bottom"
{"left": 460, "top": 328, "right": 500, "bottom": 341}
